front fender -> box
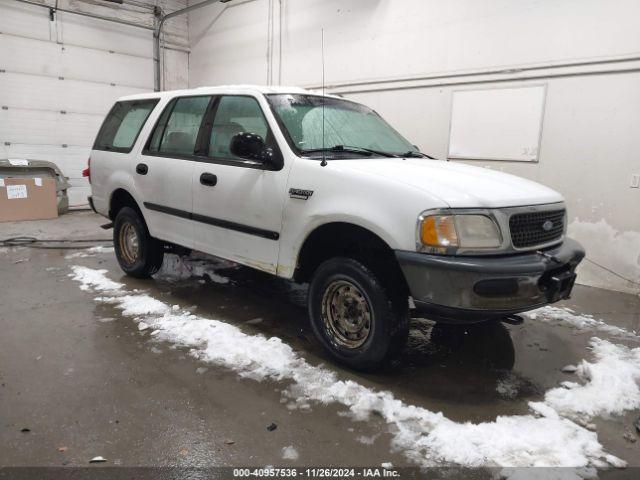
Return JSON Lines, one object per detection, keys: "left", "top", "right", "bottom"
{"left": 275, "top": 156, "right": 449, "bottom": 279}
{"left": 278, "top": 208, "right": 419, "bottom": 279}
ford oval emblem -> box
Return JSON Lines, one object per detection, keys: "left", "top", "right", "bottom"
{"left": 542, "top": 220, "right": 554, "bottom": 231}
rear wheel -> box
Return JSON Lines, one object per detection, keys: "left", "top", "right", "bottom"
{"left": 308, "top": 257, "right": 409, "bottom": 370}
{"left": 113, "top": 207, "right": 164, "bottom": 278}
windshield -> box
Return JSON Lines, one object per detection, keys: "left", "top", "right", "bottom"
{"left": 266, "top": 94, "right": 419, "bottom": 157}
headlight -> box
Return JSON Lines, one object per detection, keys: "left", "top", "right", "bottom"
{"left": 418, "top": 213, "right": 502, "bottom": 253}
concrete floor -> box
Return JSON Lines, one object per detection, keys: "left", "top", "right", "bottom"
{"left": 1, "top": 211, "right": 639, "bottom": 473}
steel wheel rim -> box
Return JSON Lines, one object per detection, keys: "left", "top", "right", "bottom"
{"left": 119, "top": 222, "right": 140, "bottom": 265}
{"left": 321, "top": 279, "right": 372, "bottom": 349}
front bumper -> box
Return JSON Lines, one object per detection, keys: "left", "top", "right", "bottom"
{"left": 395, "top": 238, "right": 585, "bottom": 323}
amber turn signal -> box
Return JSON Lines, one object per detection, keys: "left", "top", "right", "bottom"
{"left": 420, "top": 215, "right": 458, "bottom": 247}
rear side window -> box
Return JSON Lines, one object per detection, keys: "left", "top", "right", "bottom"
{"left": 93, "top": 99, "right": 159, "bottom": 152}
{"left": 146, "top": 96, "right": 211, "bottom": 156}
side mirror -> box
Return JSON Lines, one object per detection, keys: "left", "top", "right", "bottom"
{"left": 230, "top": 132, "right": 283, "bottom": 170}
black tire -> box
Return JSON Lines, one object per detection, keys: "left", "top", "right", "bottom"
{"left": 113, "top": 206, "right": 164, "bottom": 278}
{"left": 308, "top": 257, "right": 409, "bottom": 370}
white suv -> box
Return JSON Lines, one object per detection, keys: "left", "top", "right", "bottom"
{"left": 87, "top": 85, "right": 584, "bottom": 369}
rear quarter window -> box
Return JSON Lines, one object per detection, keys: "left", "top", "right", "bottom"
{"left": 93, "top": 99, "right": 159, "bottom": 153}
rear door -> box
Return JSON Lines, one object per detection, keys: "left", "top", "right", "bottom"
{"left": 136, "top": 95, "right": 213, "bottom": 249}
{"left": 191, "top": 95, "right": 289, "bottom": 274}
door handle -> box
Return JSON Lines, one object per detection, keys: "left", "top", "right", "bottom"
{"left": 200, "top": 172, "right": 217, "bottom": 187}
{"left": 136, "top": 163, "right": 148, "bottom": 175}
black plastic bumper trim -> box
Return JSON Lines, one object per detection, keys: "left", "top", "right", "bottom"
{"left": 411, "top": 299, "right": 547, "bottom": 323}
{"left": 397, "top": 238, "right": 585, "bottom": 322}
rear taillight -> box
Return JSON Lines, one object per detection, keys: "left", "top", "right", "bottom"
{"left": 82, "top": 158, "right": 91, "bottom": 184}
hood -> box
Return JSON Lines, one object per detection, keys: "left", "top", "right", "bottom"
{"left": 334, "top": 158, "right": 563, "bottom": 208}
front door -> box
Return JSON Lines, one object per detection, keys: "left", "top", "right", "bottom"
{"left": 192, "top": 95, "right": 289, "bottom": 274}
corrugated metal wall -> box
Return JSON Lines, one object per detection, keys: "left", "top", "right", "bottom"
{"left": 0, "top": 0, "right": 189, "bottom": 207}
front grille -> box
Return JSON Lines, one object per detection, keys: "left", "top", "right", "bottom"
{"left": 509, "top": 209, "right": 565, "bottom": 249}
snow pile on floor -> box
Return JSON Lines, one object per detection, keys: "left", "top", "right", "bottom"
{"left": 97, "top": 294, "right": 170, "bottom": 317}
{"left": 412, "top": 414, "right": 618, "bottom": 468}
{"left": 357, "top": 434, "right": 379, "bottom": 445}
{"left": 70, "top": 266, "right": 123, "bottom": 291}
{"left": 533, "top": 338, "right": 640, "bottom": 419}
{"left": 69, "top": 265, "right": 626, "bottom": 470}
{"left": 88, "top": 245, "right": 114, "bottom": 254}
{"left": 281, "top": 446, "right": 299, "bottom": 460}
{"left": 525, "top": 306, "right": 637, "bottom": 339}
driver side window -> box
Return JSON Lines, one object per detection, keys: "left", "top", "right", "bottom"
{"left": 209, "top": 96, "right": 271, "bottom": 160}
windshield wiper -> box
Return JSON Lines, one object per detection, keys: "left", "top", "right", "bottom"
{"left": 401, "top": 151, "right": 435, "bottom": 159}
{"left": 301, "top": 145, "right": 398, "bottom": 158}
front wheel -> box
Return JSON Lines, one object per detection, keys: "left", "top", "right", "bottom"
{"left": 308, "top": 257, "right": 409, "bottom": 370}
{"left": 113, "top": 207, "right": 164, "bottom": 278}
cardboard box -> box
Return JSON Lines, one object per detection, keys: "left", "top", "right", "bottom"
{"left": 0, "top": 177, "right": 58, "bottom": 222}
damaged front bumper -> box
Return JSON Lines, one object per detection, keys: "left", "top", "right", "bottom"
{"left": 395, "top": 238, "right": 585, "bottom": 323}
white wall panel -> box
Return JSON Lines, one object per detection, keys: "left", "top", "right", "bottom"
{"left": 0, "top": 109, "right": 103, "bottom": 146}
{"left": 0, "top": 34, "right": 63, "bottom": 77}
{"left": 163, "top": 48, "right": 190, "bottom": 91}
{"left": 0, "top": 71, "right": 148, "bottom": 114}
{"left": 0, "top": 2, "right": 51, "bottom": 40}
{"left": 190, "top": 0, "right": 640, "bottom": 88}
{"left": 0, "top": 35, "right": 152, "bottom": 88}
{"left": 58, "top": 43, "right": 153, "bottom": 88}
{"left": 189, "top": 1, "right": 269, "bottom": 87}
{"left": 56, "top": 11, "right": 153, "bottom": 58}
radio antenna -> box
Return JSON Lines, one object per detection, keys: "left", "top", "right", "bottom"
{"left": 320, "top": 28, "right": 327, "bottom": 167}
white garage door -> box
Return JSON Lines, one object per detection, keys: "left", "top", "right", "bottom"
{"left": 0, "top": 2, "right": 157, "bottom": 207}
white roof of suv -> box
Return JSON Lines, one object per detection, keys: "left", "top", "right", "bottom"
{"left": 117, "top": 85, "right": 340, "bottom": 102}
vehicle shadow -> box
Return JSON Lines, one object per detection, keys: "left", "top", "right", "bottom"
{"left": 374, "top": 320, "right": 542, "bottom": 420}
{"left": 404, "top": 320, "right": 516, "bottom": 371}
